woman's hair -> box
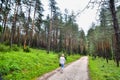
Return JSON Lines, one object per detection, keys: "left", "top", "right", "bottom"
{"left": 61, "top": 54, "right": 64, "bottom": 57}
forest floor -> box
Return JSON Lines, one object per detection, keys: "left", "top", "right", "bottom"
{"left": 37, "top": 56, "right": 89, "bottom": 80}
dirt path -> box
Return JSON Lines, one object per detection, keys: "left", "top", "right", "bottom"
{"left": 37, "top": 56, "right": 89, "bottom": 80}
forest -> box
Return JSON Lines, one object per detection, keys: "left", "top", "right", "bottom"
{"left": 0, "top": 0, "right": 120, "bottom": 80}
{"left": 0, "top": 0, "right": 86, "bottom": 54}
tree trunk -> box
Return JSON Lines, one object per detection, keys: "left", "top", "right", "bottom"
{"left": 1, "top": 14, "right": 8, "bottom": 42}
{"left": 30, "top": 0, "right": 37, "bottom": 47}
{"left": 1, "top": 0, "right": 9, "bottom": 42}
{"left": 59, "top": 29, "right": 63, "bottom": 52}
{"left": 17, "top": 26, "right": 20, "bottom": 46}
{"left": 47, "top": 6, "right": 53, "bottom": 53}
{"left": 24, "top": 1, "right": 31, "bottom": 49}
{"left": 109, "top": 0, "right": 120, "bottom": 67}
{"left": 47, "top": 19, "right": 52, "bottom": 54}
{"left": 10, "top": 2, "right": 18, "bottom": 47}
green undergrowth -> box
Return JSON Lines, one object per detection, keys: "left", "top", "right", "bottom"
{"left": 89, "top": 56, "right": 120, "bottom": 80}
{"left": 0, "top": 45, "right": 80, "bottom": 80}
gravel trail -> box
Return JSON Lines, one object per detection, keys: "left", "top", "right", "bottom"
{"left": 37, "top": 56, "right": 89, "bottom": 80}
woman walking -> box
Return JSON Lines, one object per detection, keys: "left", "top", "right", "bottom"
{"left": 59, "top": 54, "right": 66, "bottom": 73}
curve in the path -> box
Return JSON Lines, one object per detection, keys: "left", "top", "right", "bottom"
{"left": 37, "top": 56, "right": 89, "bottom": 80}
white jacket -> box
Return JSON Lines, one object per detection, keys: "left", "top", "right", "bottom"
{"left": 59, "top": 56, "right": 65, "bottom": 64}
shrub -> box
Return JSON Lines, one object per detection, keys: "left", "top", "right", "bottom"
{"left": 23, "top": 47, "right": 31, "bottom": 52}
{"left": 12, "top": 44, "right": 19, "bottom": 51}
{"left": 3, "top": 41, "right": 10, "bottom": 46}
{"left": 0, "top": 44, "right": 10, "bottom": 52}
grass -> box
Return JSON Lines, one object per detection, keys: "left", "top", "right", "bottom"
{"left": 0, "top": 45, "right": 81, "bottom": 80}
{"left": 89, "top": 56, "right": 120, "bottom": 80}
